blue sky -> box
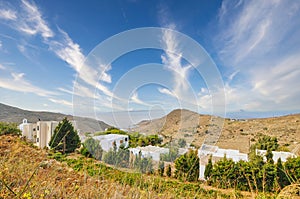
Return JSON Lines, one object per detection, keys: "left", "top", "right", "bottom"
{"left": 0, "top": 0, "right": 300, "bottom": 127}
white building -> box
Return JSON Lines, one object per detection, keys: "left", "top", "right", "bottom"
{"left": 93, "top": 134, "right": 129, "bottom": 152}
{"left": 36, "top": 121, "right": 59, "bottom": 149}
{"left": 129, "top": 145, "right": 169, "bottom": 161}
{"left": 19, "top": 119, "right": 64, "bottom": 149}
{"left": 198, "top": 144, "right": 248, "bottom": 180}
{"left": 19, "top": 119, "right": 37, "bottom": 142}
{"left": 256, "top": 149, "right": 297, "bottom": 163}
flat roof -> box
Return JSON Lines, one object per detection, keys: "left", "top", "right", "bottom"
{"left": 131, "top": 145, "right": 169, "bottom": 153}
{"left": 93, "top": 134, "right": 128, "bottom": 140}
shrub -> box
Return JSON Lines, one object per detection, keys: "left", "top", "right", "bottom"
{"left": 0, "top": 122, "right": 21, "bottom": 136}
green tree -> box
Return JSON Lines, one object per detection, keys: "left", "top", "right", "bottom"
{"left": 276, "top": 158, "right": 290, "bottom": 189}
{"left": 133, "top": 152, "right": 153, "bottom": 174}
{"left": 204, "top": 155, "right": 213, "bottom": 180}
{"left": 178, "top": 138, "right": 186, "bottom": 148}
{"left": 158, "top": 161, "right": 165, "bottom": 176}
{"left": 166, "top": 164, "right": 172, "bottom": 177}
{"left": 160, "top": 147, "right": 179, "bottom": 162}
{"left": 261, "top": 162, "right": 276, "bottom": 192}
{"left": 174, "top": 150, "right": 199, "bottom": 182}
{"left": 284, "top": 156, "right": 300, "bottom": 183}
{"left": 103, "top": 144, "right": 130, "bottom": 168}
{"left": 49, "top": 118, "right": 80, "bottom": 153}
{"left": 83, "top": 138, "right": 103, "bottom": 160}
{"left": 256, "top": 135, "right": 279, "bottom": 151}
{"left": 266, "top": 148, "right": 274, "bottom": 164}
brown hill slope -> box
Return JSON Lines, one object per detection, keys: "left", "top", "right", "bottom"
{"left": 133, "top": 109, "right": 300, "bottom": 154}
{"left": 0, "top": 103, "right": 111, "bottom": 133}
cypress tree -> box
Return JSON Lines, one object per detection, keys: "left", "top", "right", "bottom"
{"left": 204, "top": 155, "right": 213, "bottom": 180}
{"left": 49, "top": 118, "right": 80, "bottom": 153}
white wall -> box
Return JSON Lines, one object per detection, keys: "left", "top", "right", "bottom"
{"left": 129, "top": 146, "right": 169, "bottom": 161}
{"left": 94, "top": 134, "right": 129, "bottom": 152}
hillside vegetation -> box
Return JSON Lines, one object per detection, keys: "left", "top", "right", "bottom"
{"left": 0, "top": 135, "right": 250, "bottom": 198}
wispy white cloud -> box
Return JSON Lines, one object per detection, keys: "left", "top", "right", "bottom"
{"left": 3, "top": 0, "right": 114, "bottom": 105}
{"left": 158, "top": 87, "right": 176, "bottom": 98}
{"left": 214, "top": 0, "right": 300, "bottom": 111}
{"left": 161, "top": 28, "right": 193, "bottom": 99}
{"left": 0, "top": 71, "right": 56, "bottom": 97}
{"left": 48, "top": 28, "right": 113, "bottom": 100}
{"left": 0, "top": 9, "right": 17, "bottom": 20}
{"left": 0, "top": 64, "right": 5, "bottom": 70}
{"left": 18, "top": 0, "right": 54, "bottom": 38}
{"left": 48, "top": 29, "right": 84, "bottom": 72}
{"left": 130, "top": 91, "right": 149, "bottom": 106}
{"left": 49, "top": 98, "right": 72, "bottom": 107}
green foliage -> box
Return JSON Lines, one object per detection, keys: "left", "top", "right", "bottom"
{"left": 174, "top": 150, "right": 199, "bottom": 182}
{"left": 204, "top": 156, "right": 213, "bottom": 180}
{"left": 178, "top": 138, "right": 186, "bottom": 148}
{"left": 83, "top": 138, "right": 103, "bottom": 160}
{"left": 208, "top": 157, "right": 238, "bottom": 189}
{"left": 255, "top": 135, "right": 279, "bottom": 151}
{"left": 276, "top": 158, "right": 290, "bottom": 188}
{"left": 94, "top": 128, "right": 127, "bottom": 136}
{"left": 206, "top": 153, "right": 300, "bottom": 193}
{"left": 103, "top": 144, "right": 130, "bottom": 168}
{"left": 158, "top": 161, "right": 165, "bottom": 177}
{"left": 266, "top": 148, "right": 274, "bottom": 164}
{"left": 133, "top": 152, "right": 153, "bottom": 174}
{"left": 48, "top": 118, "right": 80, "bottom": 153}
{"left": 129, "top": 133, "right": 162, "bottom": 147}
{"left": 79, "top": 146, "right": 90, "bottom": 157}
{"left": 284, "top": 156, "right": 300, "bottom": 183}
{"left": 160, "top": 147, "right": 179, "bottom": 162}
{"left": 48, "top": 153, "right": 232, "bottom": 198}
{"left": 261, "top": 162, "right": 276, "bottom": 192}
{"left": 0, "top": 122, "right": 21, "bottom": 136}
{"left": 249, "top": 135, "right": 279, "bottom": 161}
{"left": 166, "top": 164, "right": 172, "bottom": 177}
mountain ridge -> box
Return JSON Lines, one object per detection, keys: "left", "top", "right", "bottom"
{"left": 0, "top": 103, "right": 112, "bottom": 133}
{"left": 133, "top": 108, "right": 300, "bottom": 155}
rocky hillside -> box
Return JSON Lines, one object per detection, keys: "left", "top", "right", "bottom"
{"left": 0, "top": 103, "right": 111, "bottom": 133}
{"left": 133, "top": 109, "right": 300, "bottom": 154}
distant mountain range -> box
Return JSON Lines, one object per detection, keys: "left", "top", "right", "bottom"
{"left": 0, "top": 103, "right": 111, "bottom": 133}
{"left": 1, "top": 103, "right": 299, "bottom": 155}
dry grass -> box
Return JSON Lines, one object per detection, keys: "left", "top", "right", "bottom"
{"left": 1, "top": 135, "right": 296, "bottom": 199}
{"left": 0, "top": 135, "right": 242, "bottom": 199}
{"left": 0, "top": 136, "right": 173, "bottom": 198}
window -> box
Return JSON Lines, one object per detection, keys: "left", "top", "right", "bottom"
{"left": 33, "top": 128, "right": 36, "bottom": 131}
{"left": 125, "top": 138, "right": 128, "bottom": 142}
{"left": 37, "top": 126, "right": 39, "bottom": 131}
{"left": 36, "top": 138, "right": 39, "bottom": 142}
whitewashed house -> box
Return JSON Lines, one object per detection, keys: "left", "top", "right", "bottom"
{"left": 19, "top": 119, "right": 37, "bottom": 142}
{"left": 129, "top": 145, "right": 169, "bottom": 161}
{"left": 19, "top": 119, "right": 62, "bottom": 149}
{"left": 36, "top": 121, "right": 59, "bottom": 149}
{"left": 255, "top": 149, "right": 297, "bottom": 163}
{"left": 198, "top": 144, "right": 248, "bottom": 180}
{"left": 93, "top": 134, "right": 129, "bottom": 152}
